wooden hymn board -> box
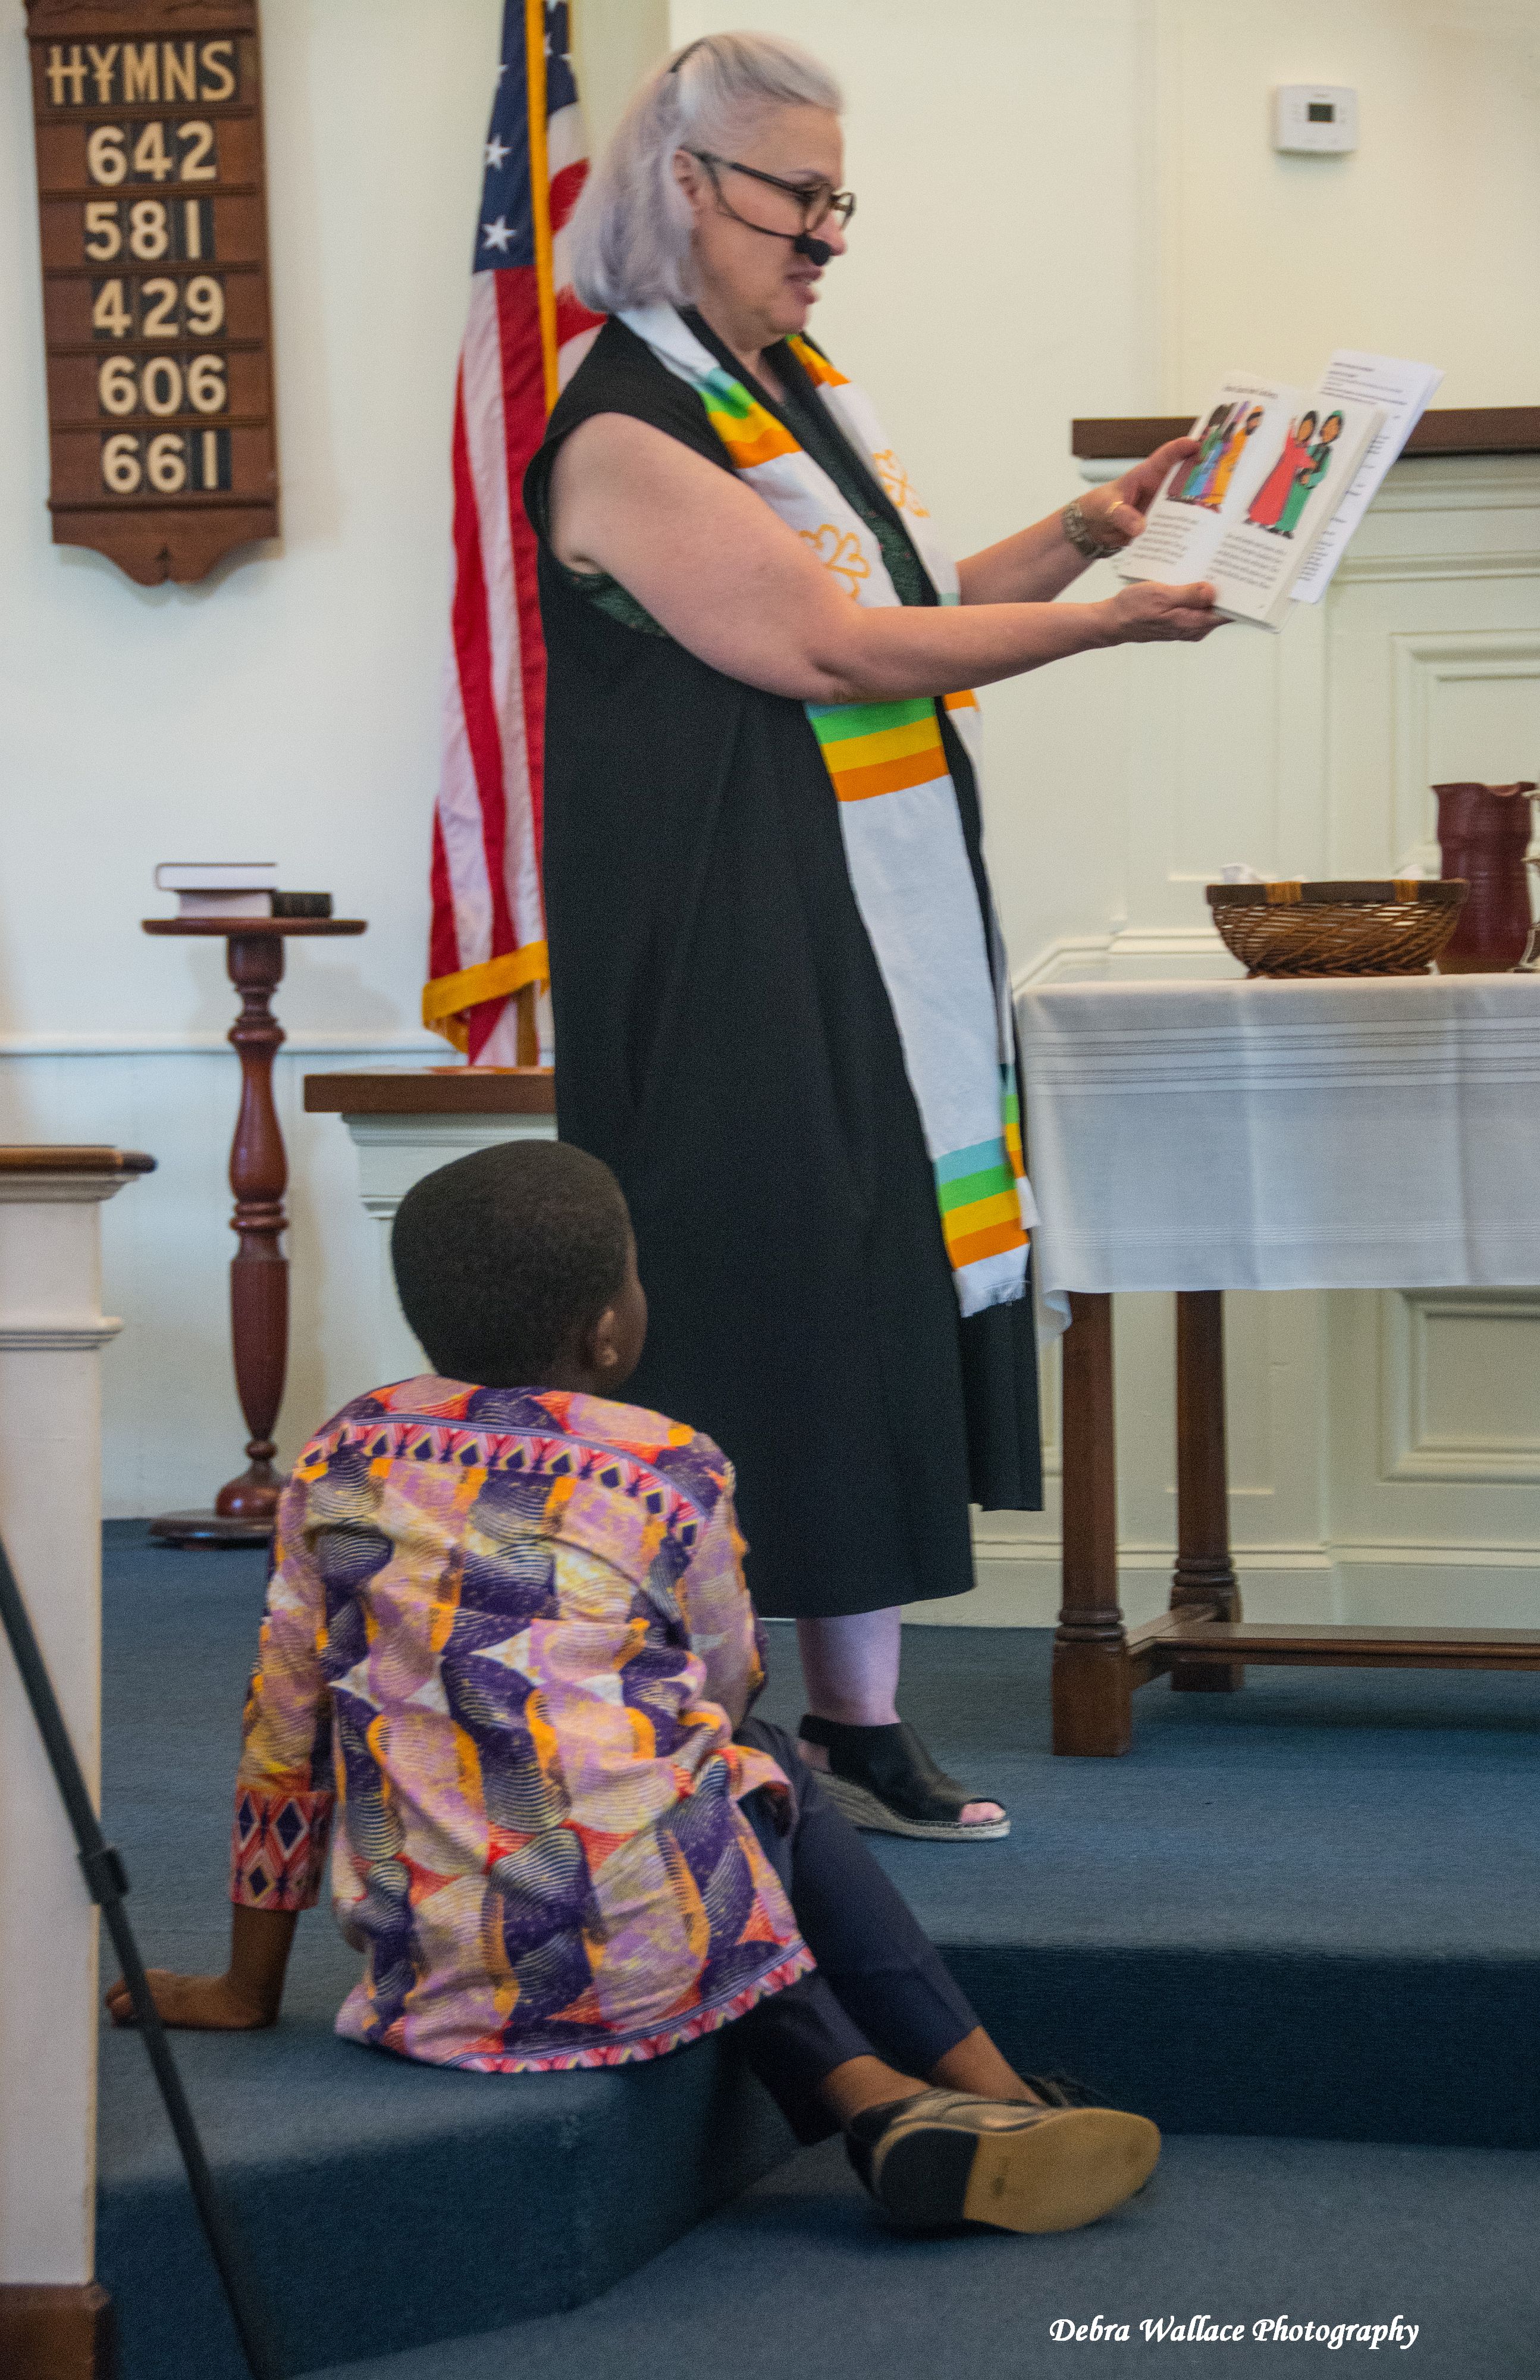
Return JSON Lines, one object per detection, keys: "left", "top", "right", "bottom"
{"left": 26, "top": 0, "right": 278, "bottom": 584}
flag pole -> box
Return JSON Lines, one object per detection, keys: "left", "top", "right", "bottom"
{"left": 518, "top": 0, "right": 560, "bottom": 1067}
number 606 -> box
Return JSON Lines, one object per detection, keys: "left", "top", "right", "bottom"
{"left": 98, "top": 353, "right": 227, "bottom": 416}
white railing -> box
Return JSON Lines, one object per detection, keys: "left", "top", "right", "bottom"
{"left": 0, "top": 1148, "right": 152, "bottom": 2301}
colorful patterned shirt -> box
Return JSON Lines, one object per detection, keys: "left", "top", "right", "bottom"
{"left": 230, "top": 1379, "right": 811, "bottom": 2070}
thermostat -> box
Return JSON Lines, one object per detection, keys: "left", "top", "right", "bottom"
{"left": 1273, "top": 85, "right": 1358, "bottom": 154}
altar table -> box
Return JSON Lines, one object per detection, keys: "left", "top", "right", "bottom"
{"left": 1015, "top": 976, "right": 1540, "bottom": 1755}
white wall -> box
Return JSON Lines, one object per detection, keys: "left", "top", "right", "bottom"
{"left": 3, "top": 1, "right": 1538, "bottom": 1584}
{"left": 0, "top": 0, "right": 662, "bottom": 1510}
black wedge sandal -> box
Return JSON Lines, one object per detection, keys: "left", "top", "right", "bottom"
{"left": 798, "top": 1715, "right": 1010, "bottom": 1840}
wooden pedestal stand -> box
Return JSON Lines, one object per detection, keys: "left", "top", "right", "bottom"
{"left": 142, "top": 918, "right": 366, "bottom": 1546}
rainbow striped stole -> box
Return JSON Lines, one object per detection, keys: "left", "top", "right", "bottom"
{"left": 809, "top": 690, "right": 978, "bottom": 806}
{"left": 694, "top": 366, "right": 802, "bottom": 471}
{"left": 803, "top": 696, "right": 1027, "bottom": 1280}
{"left": 936, "top": 1090, "right": 1030, "bottom": 1274}
{"left": 619, "top": 305, "right": 1034, "bottom": 1316}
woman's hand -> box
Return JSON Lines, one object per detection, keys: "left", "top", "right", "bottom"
{"left": 106, "top": 1967, "right": 277, "bottom": 2030}
{"left": 1077, "top": 438, "right": 1199, "bottom": 551}
{"left": 1095, "top": 579, "right": 1225, "bottom": 645}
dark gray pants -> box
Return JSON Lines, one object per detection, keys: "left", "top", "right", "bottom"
{"left": 732, "top": 1720, "right": 980, "bottom": 2143}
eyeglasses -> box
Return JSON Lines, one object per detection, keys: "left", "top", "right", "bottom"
{"left": 687, "top": 152, "right": 856, "bottom": 240}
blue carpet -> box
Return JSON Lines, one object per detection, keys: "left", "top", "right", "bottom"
{"left": 96, "top": 1525, "right": 1540, "bottom": 2380}
{"left": 307, "top": 2132, "right": 1540, "bottom": 2380}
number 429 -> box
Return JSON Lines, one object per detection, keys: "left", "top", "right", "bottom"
{"left": 92, "top": 275, "right": 225, "bottom": 339}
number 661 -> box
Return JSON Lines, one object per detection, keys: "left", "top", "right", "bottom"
{"left": 101, "top": 428, "right": 229, "bottom": 494}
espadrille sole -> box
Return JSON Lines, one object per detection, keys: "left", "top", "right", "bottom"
{"left": 877, "top": 2106, "right": 1161, "bottom": 2235}
{"left": 817, "top": 1768, "right": 1011, "bottom": 1841}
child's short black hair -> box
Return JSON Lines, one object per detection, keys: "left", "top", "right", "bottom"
{"left": 390, "top": 1140, "right": 631, "bottom": 1386}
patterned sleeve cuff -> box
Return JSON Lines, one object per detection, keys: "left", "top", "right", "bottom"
{"left": 231, "top": 1785, "right": 334, "bottom": 1910}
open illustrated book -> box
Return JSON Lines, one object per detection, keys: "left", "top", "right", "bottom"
{"left": 1114, "top": 351, "right": 1442, "bottom": 630}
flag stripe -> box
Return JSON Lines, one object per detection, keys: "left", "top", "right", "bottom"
{"left": 550, "top": 159, "right": 586, "bottom": 231}
{"left": 428, "top": 809, "right": 460, "bottom": 988}
{"left": 435, "top": 650, "right": 494, "bottom": 964}
{"left": 448, "top": 394, "right": 517, "bottom": 967}
{"left": 462, "top": 274, "right": 534, "bottom": 962}
{"left": 493, "top": 268, "right": 549, "bottom": 873}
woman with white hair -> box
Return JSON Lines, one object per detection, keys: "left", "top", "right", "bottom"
{"left": 528, "top": 32, "right": 1216, "bottom": 1840}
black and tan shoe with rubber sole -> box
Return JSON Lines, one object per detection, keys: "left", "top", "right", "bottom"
{"left": 848, "top": 2086, "right": 1161, "bottom": 2235}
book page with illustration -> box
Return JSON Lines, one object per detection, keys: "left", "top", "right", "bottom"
{"left": 1115, "top": 374, "right": 1386, "bottom": 629}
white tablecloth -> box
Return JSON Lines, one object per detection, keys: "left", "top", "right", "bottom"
{"left": 1016, "top": 976, "right": 1540, "bottom": 1295}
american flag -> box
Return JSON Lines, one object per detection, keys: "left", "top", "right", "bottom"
{"left": 424, "top": 0, "right": 603, "bottom": 1063}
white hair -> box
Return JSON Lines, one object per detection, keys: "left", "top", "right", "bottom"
{"left": 568, "top": 31, "right": 844, "bottom": 314}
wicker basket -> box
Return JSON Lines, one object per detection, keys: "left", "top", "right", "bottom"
{"left": 1206, "top": 879, "right": 1469, "bottom": 978}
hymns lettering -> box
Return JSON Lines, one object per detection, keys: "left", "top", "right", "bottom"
{"left": 44, "top": 40, "right": 239, "bottom": 108}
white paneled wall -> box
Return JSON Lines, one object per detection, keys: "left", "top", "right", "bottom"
{"left": 2, "top": 2, "right": 1538, "bottom": 1616}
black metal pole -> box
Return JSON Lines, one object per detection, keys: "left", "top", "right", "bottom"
{"left": 0, "top": 1532, "right": 286, "bottom": 2380}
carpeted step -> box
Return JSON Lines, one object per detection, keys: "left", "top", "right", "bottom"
{"left": 300, "top": 2130, "right": 1540, "bottom": 2380}
{"left": 98, "top": 2016, "right": 793, "bottom": 2379}
{"left": 96, "top": 1531, "right": 1540, "bottom": 2380}
{"left": 755, "top": 1624, "right": 1540, "bottom": 2156}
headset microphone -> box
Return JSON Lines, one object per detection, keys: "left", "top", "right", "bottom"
{"left": 792, "top": 230, "right": 833, "bottom": 267}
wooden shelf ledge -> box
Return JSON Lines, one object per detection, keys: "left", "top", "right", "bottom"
{"left": 0, "top": 1145, "right": 156, "bottom": 1176}
{"left": 1144, "top": 1618, "right": 1540, "bottom": 1673}
{"left": 1072, "top": 404, "right": 1540, "bottom": 463}
{"left": 142, "top": 919, "right": 366, "bottom": 938}
{"left": 303, "top": 1067, "right": 556, "bottom": 1116}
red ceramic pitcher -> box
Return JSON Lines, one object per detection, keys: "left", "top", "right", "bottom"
{"left": 1434, "top": 781, "right": 1538, "bottom": 972}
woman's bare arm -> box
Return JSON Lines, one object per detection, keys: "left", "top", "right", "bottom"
{"left": 548, "top": 416, "right": 1221, "bottom": 707}
{"left": 956, "top": 440, "right": 1199, "bottom": 607}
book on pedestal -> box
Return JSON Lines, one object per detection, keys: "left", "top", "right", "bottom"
{"left": 152, "top": 867, "right": 331, "bottom": 920}
{"left": 170, "top": 891, "right": 334, "bottom": 920}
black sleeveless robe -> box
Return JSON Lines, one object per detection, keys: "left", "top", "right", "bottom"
{"left": 525, "top": 312, "right": 1040, "bottom": 1620}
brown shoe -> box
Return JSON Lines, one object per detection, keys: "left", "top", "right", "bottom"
{"left": 845, "top": 2086, "right": 1160, "bottom": 2234}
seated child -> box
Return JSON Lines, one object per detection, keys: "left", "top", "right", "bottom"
{"left": 109, "top": 1141, "right": 1158, "bottom": 2235}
